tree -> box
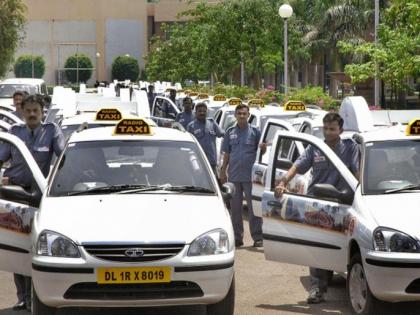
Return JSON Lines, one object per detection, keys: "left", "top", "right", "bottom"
{"left": 14, "top": 55, "right": 45, "bottom": 78}
{"left": 0, "top": 0, "right": 26, "bottom": 78}
{"left": 64, "top": 54, "right": 93, "bottom": 83}
{"left": 112, "top": 55, "right": 140, "bottom": 81}
{"left": 339, "top": 0, "right": 420, "bottom": 107}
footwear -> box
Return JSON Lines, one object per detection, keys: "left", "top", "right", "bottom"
{"left": 307, "top": 288, "right": 325, "bottom": 304}
{"left": 235, "top": 240, "right": 244, "bottom": 248}
{"left": 25, "top": 301, "right": 31, "bottom": 313}
{"left": 12, "top": 301, "right": 26, "bottom": 311}
{"left": 253, "top": 240, "right": 263, "bottom": 248}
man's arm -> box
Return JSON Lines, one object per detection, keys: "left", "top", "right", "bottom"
{"left": 219, "top": 152, "right": 229, "bottom": 184}
{"left": 52, "top": 124, "right": 65, "bottom": 156}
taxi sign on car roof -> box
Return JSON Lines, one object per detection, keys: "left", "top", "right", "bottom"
{"left": 247, "top": 99, "right": 265, "bottom": 108}
{"left": 184, "top": 89, "right": 192, "bottom": 95}
{"left": 406, "top": 119, "right": 420, "bottom": 136}
{"left": 188, "top": 92, "right": 198, "bottom": 97}
{"left": 284, "top": 101, "right": 306, "bottom": 111}
{"left": 228, "top": 98, "right": 242, "bottom": 106}
{"left": 114, "top": 119, "right": 152, "bottom": 135}
{"left": 213, "top": 94, "right": 227, "bottom": 102}
{"left": 96, "top": 108, "right": 122, "bottom": 121}
{"left": 177, "top": 89, "right": 184, "bottom": 93}
{"left": 198, "top": 93, "right": 209, "bottom": 100}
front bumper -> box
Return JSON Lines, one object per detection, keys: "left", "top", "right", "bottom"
{"left": 32, "top": 247, "right": 234, "bottom": 308}
{"left": 364, "top": 250, "right": 420, "bottom": 302}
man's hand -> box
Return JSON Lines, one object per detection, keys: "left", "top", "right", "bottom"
{"left": 274, "top": 178, "right": 288, "bottom": 199}
{"left": 259, "top": 142, "right": 267, "bottom": 153}
{"left": 1, "top": 177, "right": 9, "bottom": 186}
{"left": 219, "top": 170, "right": 228, "bottom": 185}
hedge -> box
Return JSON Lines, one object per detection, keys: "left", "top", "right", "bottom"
{"left": 14, "top": 55, "right": 45, "bottom": 78}
{"left": 64, "top": 54, "right": 93, "bottom": 83}
{"left": 111, "top": 55, "right": 140, "bottom": 81}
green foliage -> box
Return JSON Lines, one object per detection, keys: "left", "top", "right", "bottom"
{"left": 339, "top": 0, "right": 420, "bottom": 92}
{"left": 112, "top": 55, "right": 140, "bottom": 81}
{"left": 64, "top": 54, "right": 93, "bottom": 83}
{"left": 190, "top": 83, "right": 257, "bottom": 100}
{"left": 0, "top": 0, "right": 26, "bottom": 78}
{"left": 287, "top": 86, "right": 335, "bottom": 108}
{"left": 14, "top": 55, "right": 45, "bottom": 78}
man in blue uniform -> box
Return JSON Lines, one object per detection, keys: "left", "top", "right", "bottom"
{"left": 11, "top": 91, "right": 25, "bottom": 120}
{"left": 147, "top": 85, "right": 156, "bottom": 111}
{"left": 176, "top": 97, "right": 195, "bottom": 130}
{"left": 220, "top": 103, "right": 266, "bottom": 248}
{"left": 275, "top": 112, "right": 360, "bottom": 304}
{"left": 0, "top": 94, "right": 65, "bottom": 311}
{"left": 187, "top": 102, "right": 224, "bottom": 176}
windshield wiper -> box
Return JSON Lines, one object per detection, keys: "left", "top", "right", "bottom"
{"left": 119, "top": 184, "right": 215, "bottom": 194}
{"left": 384, "top": 184, "right": 420, "bottom": 194}
{"left": 68, "top": 184, "right": 149, "bottom": 196}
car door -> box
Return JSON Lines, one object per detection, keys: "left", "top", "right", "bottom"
{"left": 252, "top": 119, "right": 295, "bottom": 217}
{"left": 0, "top": 110, "right": 23, "bottom": 126}
{"left": 151, "top": 96, "right": 179, "bottom": 121}
{"left": 262, "top": 131, "right": 358, "bottom": 272}
{"left": 0, "top": 132, "right": 47, "bottom": 276}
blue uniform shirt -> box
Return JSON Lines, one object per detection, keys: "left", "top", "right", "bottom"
{"left": 294, "top": 138, "right": 360, "bottom": 194}
{"left": 221, "top": 124, "right": 261, "bottom": 182}
{"left": 0, "top": 122, "right": 65, "bottom": 187}
{"left": 187, "top": 118, "right": 224, "bottom": 166}
{"left": 176, "top": 111, "right": 195, "bottom": 130}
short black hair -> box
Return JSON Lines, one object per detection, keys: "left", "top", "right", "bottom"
{"left": 323, "top": 112, "right": 344, "bottom": 129}
{"left": 43, "top": 95, "right": 52, "bottom": 103}
{"left": 22, "top": 94, "right": 44, "bottom": 110}
{"left": 235, "top": 103, "right": 249, "bottom": 113}
{"left": 13, "top": 91, "right": 24, "bottom": 98}
{"left": 183, "top": 97, "right": 193, "bottom": 104}
{"left": 195, "top": 102, "right": 207, "bottom": 110}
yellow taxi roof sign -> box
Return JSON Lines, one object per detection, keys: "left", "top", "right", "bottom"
{"left": 198, "top": 93, "right": 209, "bottom": 100}
{"left": 228, "top": 97, "right": 242, "bottom": 106}
{"left": 188, "top": 92, "right": 198, "bottom": 97}
{"left": 247, "top": 99, "right": 265, "bottom": 108}
{"left": 284, "top": 100, "right": 306, "bottom": 111}
{"left": 184, "top": 89, "right": 192, "bottom": 95}
{"left": 213, "top": 94, "right": 227, "bottom": 102}
{"left": 406, "top": 119, "right": 420, "bottom": 136}
{"left": 96, "top": 108, "right": 122, "bottom": 121}
{"left": 114, "top": 119, "right": 152, "bottom": 135}
{"left": 177, "top": 89, "right": 184, "bottom": 93}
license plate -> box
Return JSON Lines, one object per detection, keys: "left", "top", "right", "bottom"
{"left": 97, "top": 267, "right": 171, "bottom": 284}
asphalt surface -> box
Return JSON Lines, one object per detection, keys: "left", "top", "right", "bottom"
{"left": 0, "top": 220, "right": 419, "bottom": 315}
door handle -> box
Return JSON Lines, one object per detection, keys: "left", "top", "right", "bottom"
{"left": 267, "top": 200, "right": 282, "bottom": 208}
{"left": 255, "top": 170, "right": 263, "bottom": 176}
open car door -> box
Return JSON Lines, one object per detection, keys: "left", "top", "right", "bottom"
{"left": 262, "top": 131, "right": 358, "bottom": 273}
{"left": 0, "top": 132, "right": 47, "bottom": 276}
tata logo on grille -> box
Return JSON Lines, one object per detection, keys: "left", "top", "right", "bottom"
{"left": 124, "top": 248, "right": 145, "bottom": 258}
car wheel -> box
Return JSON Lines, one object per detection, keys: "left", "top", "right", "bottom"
{"left": 206, "top": 276, "right": 235, "bottom": 315}
{"left": 33, "top": 287, "right": 56, "bottom": 315}
{"left": 347, "top": 253, "right": 382, "bottom": 315}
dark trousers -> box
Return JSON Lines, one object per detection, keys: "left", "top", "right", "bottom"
{"left": 230, "top": 182, "right": 262, "bottom": 242}
{"left": 14, "top": 274, "right": 31, "bottom": 304}
{"left": 309, "top": 268, "right": 333, "bottom": 293}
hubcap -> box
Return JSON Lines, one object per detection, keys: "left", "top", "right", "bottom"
{"left": 349, "top": 263, "right": 368, "bottom": 313}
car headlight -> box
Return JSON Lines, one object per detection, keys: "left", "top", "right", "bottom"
{"left": 373, "top": 228, "right": 420, "bottom": 253}
{"left": 188, "top": 229, "right": 230, "bottom": 256}
{"left": 37, "top": 230, "right": 80, "bottom": 258}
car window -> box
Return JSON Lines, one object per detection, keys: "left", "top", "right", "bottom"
{"left": 214, "top": 110, "right": 222, "bottom": 124}
{"left": 363, "top": 140, "right": 420, "bottom": 194}
{"left": 0, "top": 84, "right": 37, "bottom": 98}
{"left": 249, "top": 115, "right": 257, "bottom": 127}
{"left": 260, "top": 123, "right": 288, "bottom": 165}
{"left": 49, "top": 140, "right": 215, "bottom": 197}
{"left": 222, "top": 112, "right": 236, "bottom": 130}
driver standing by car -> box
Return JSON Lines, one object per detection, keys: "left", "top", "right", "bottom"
{"left": 176, "top": 97, "right": 195, "bottom": 129}
{"left": 275, "top": 112, "right": 360, "bottom": 304}
{"left": 0, "top": 94, "right": 65, "bottom": 312}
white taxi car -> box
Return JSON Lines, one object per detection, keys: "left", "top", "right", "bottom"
{"left": 0, "top": 119, "right": 235, "bottom": 315}
{"left": 255, "top": 116, "right": 420, "bottom": 315}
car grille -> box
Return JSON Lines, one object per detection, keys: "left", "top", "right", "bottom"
{"left": 83, "top": 243, "right": 185, "bottom": 262}
{"left": 63, "top": 281, "right": 204, "bottom": 300}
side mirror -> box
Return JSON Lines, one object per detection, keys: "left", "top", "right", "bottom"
{"left": 221, "top": 182, "right": 235, "bottom": 201}
{"left": 312, "top": 184, "right": 354, "bottom": 205}
{"left": 167, "top": 112, "right": 176, "bottom": 120}
{"left": 275, "top": 158, "right": 293, "bottom": 170}
{"left": 0, "top": 185, "right": 42, "bottom": 207}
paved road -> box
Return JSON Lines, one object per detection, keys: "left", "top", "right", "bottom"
{"left": 0, "top": 221, "right": 419, "bottom": 315}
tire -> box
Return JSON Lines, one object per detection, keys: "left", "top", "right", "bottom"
{"left": 347, "top": 253, "right": 382, "bottom": 315}
{"left": 206, "top": 276, "right": 235, "bottom": 315}
{"left": 33, "top": 287, "right": 56, "bottom": 315}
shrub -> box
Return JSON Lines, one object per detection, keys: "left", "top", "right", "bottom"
{"left": 64, "top": 54, "right": 93, "bottom": 83}
{"left": 287, "top": 86, "right": 335, "bottom": 109}
{"left": 111, "top": 55, "right": 140, "bottom": 81}
{"left": 14, "top": 55, "right": 45, "bottom": 78}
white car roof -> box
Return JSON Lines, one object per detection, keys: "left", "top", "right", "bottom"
{"left": 60, "top": 111, "right": 152, "bottom": 126}
{"left": 1, "top": 78, "right": 45, "bottom": 85}
{"left": 68, "top": 125, "right": 194, "bottom": 144}
{"left": 357, "top": 126, "right": 420, "bottom": 143}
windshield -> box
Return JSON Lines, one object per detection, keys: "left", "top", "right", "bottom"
{"left": 363, "top": 140, "right": 420, "bottom": 194}
{"left": 61, "top": 123, "right": 110, "bottom": 142}
{"left": 49, "top": 140, "right": 215, "bottom": 196}
{"left": 311, "top": 127, "right": 325, "bottom": 140}
{"left": 0, "top": 84, "right": 37, "bottom": 98}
